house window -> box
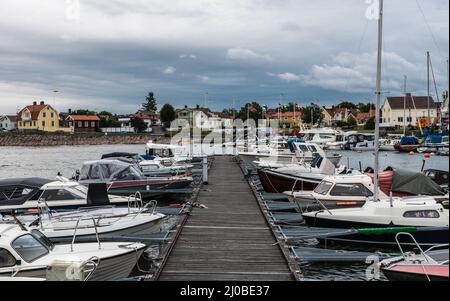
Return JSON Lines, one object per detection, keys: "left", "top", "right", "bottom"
{"left": 407, "top": 117, "right": 412, "bottom": 122}
{"left": 91, "top": 121, "right": 96, "bottom": 127}
{"left": 398, "top": 117, "right": 403, "bottom": 122}
{"left": 51, "top": 121, "right": 55, "bottom": 127}
{"left": 84, "top": 121, "right": 89, "bottom": 127}
{"left": 78, "top": 121, "right": 82, "bottom": 127}
{"left": 43, "top": 112, "right": 46, "bottom": 118}
{"left": 33, "top": 121, "right": 36, "bottom": 126}
{"left": 51, "top": 113, "right": 54, "bottom": 118}
{"left": 42, "top": 121, "right": 45, "bottom": 127}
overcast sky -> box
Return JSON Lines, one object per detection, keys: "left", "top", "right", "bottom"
{"left": 0, "top": 0, "right": 448, "bottom": 114}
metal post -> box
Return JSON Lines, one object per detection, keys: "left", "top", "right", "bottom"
{"left": 427, "top": 52, "right": 431, "bottom": 125}
{"left": 244, "top": 125, "right": 248, "bottom": 152}
{"left": 374, "top": 0, "right": 384, "bottom": 202}
{"left": 202, "top": 157, "right": 209, "bottom": 185}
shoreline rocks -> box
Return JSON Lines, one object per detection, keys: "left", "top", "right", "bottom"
{"left": 0, "top": 134, "right": 169, "bottom": 147}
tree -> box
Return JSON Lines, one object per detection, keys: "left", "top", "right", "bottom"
{"left": 237, "top": 102, "right": 263, "bottom": 123}
{"left": 301, "top": 106, "right": 324, "bottom": 125}
{"left": 364, "top": 117, "right": 376, "bottom": 130}
{"left": 160, "top": 104, "right": 176, "bottom": 128}
{"left": 337, "top": 101, "right": 357, "bottom": 110}
{"left": 71, "top": 109, "right": 97, "bottom": 115}
{"left": 131, "top": 117, "right": 148, "bottom": 133}
{"left": 142, "top": 91, "right": 158, "bottom": 113}
{"left": 357, "top": 102, "right": 375, "bottom": 113}
{"left": 347, "top": 115, "right": 357, "bottom": 127}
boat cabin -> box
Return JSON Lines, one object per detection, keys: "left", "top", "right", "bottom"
{"left": 79, "top": 160, "right": 145, "bottom": 183}
{"left": 312, "top": 175, "right": 383, "bottom": 199}
{"left": 0, "top": 224, "right": 53, "bottom": 273}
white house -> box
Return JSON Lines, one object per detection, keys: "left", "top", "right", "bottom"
{"left": 176, "top": 107, "right": 234, "bottom": 130}
{"left": 381, "top": 94, "right": 438, "bottom": 128}
{"left": 0, "top": 115, "right": 17, "bottom": 131}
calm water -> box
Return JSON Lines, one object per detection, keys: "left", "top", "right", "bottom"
{"left": 0, "top": 144, "right": 447, "bottom": 179}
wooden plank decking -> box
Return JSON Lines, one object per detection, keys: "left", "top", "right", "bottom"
{"left": 158, "top": 156, "right": 295, "bottom": 281}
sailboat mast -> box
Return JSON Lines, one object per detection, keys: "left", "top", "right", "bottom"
{"left": 403, "top": 75, "right": 407, "bottom": 136}
{"left": 427, "top": 51, "right": 431, "bottom": 124}
{"left": 374, "top": 0, "right": 384, "bottom": 202}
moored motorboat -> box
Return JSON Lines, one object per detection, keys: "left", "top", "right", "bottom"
{"left": 302, "top": 196, "right": 449, "bottom": 247}
{"left": 380, "top": 233, "right": 449, "bottom": 281}
{"left": 284, "top": 175, "right": 385, "bottom": 209}
{"left": 26, "top": 203, "right": 166, "bottom": 243}
{"left": 0, "top": 178, "right": 130, "bottom": 214}
{"left": 0, "top": 224, "right": 146, "bottom": 280}
{"left": 258, "top": 154, "right": 355, "bottom": 193}
{"left": 394, "top": 137, "right": 420, "bottom": 153}
{"left": 78, "top": 160, "right": 193, "bottom": 199}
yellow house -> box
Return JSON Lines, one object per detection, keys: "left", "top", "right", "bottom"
{"left": 266, "top": 112, "right": 302, "bottom": 129}
{"left": 17, "top": 101, "right": 70, "bottom": 132}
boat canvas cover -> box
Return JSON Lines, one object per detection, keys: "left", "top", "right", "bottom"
{"left": 79, "top": 160, "right": 144, "bottom": 183}
{"left": 399, "top": 137, "right": 419, "bottom": 145}
{"left": 0, "top": 178, "right": 51, "bottom": 206}
{"left": 392, "top": 169, "right": 445, "bottom": 196}
{"left": 101, "top": 153, "right": 139, "bottom": 160}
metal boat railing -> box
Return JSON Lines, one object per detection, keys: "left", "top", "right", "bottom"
{"left": 71, "top": 217, "right": 102, "bottom": 252}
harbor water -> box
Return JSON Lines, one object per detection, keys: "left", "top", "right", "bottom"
{"left": 0, "top": 145, "right": 448, "bottom": 179}
{"left": 0, "top": 145, "right": 448, "bottom": 281}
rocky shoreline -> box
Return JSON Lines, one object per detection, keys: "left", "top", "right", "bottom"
{"left": 0, "top": 134, "right": 169, "bottom": 147}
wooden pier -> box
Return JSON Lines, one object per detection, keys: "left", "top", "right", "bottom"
{"left": 157, "top": 156, "right": 296, "bottom": 281}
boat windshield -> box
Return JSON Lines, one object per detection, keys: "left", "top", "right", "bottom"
{"left": 329, "top": 183, "right": 373, "bottom": 197}
{"left": 314, "top": 181, "right": 333, "bottom": 195}
{"left": 12, "top": 234, "right": 49, "bottom": 263}
{"left": 31, "top": 229, "right": 54, "bottom": 250}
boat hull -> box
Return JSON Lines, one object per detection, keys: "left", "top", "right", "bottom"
{"left": 382, "top": 265, "right": 449, "bottom": 281}
{"left": 303, "top": 216, "right": 449, "bottom": 248}
{"left": 0, "top": 247, "right": 145, "bottom": 281}
{"left": 44, "top": 216, "right": 165, "bottom": 244}
{"left": 394, "top": 144, "right": 419, "bottom": 153}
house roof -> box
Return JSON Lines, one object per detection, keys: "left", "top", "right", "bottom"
{"left": 0, "top": 115, "right": 17, "bottom": 122}
{"left": 67, "top": 115, "right": 100, "bottom": 121}
{"left": 356, "top": 111, "right": 374, "bottom": 122}
{"left": 17, "top": 102, "right": 52, "bottom": 121}
{"left": 386, "top": 94, "right": 437, "bottom": 110}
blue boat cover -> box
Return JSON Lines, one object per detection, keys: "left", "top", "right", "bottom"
{"left": 400, "top": 136, "right": 419, "bottom": 145}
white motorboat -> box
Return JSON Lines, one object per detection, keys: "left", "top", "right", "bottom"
{"left": 302, "top": 196, "right": 449, "bottom": 229}
{"left": 0, "top": 224, "right": 146, "bottom": 280}
{"left": 380, "top": 134, "right": 402, "bottom": 151}
{"left": 283, "top": 174, "right": 387, "bottom": 209}
{"left": 26, "top": 202, "right": 166, "bottom": 243}
{"left": 342, "top": 133, "right": 376, "bottom": 151}
{"left": 326, "top": 131, "right": 358, "bottom": 150}
{"left": 0, "top": 178, "right": 130, "bottom": 214}
{"left": 101, "top": 152, "right": 194, "bottom": 177}
{"left": 299, "top": 128, "right": 339, "bottom": 147}
{"left": 249, "top": 142, "right": 342, "bottom": 167}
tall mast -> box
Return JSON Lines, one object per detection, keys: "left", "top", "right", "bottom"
{"left": 403, "top": 75, "right": 407, "bottom": 136}
{"left": 427, "top": 51, "right": 431, "bottom": 125}
{"left": 374, "top": 0, "right": 384, "bottom": 202}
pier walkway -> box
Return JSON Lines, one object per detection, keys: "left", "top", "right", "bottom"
{"left": 158, "top": 156, "right": 295, "bottom": 281}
